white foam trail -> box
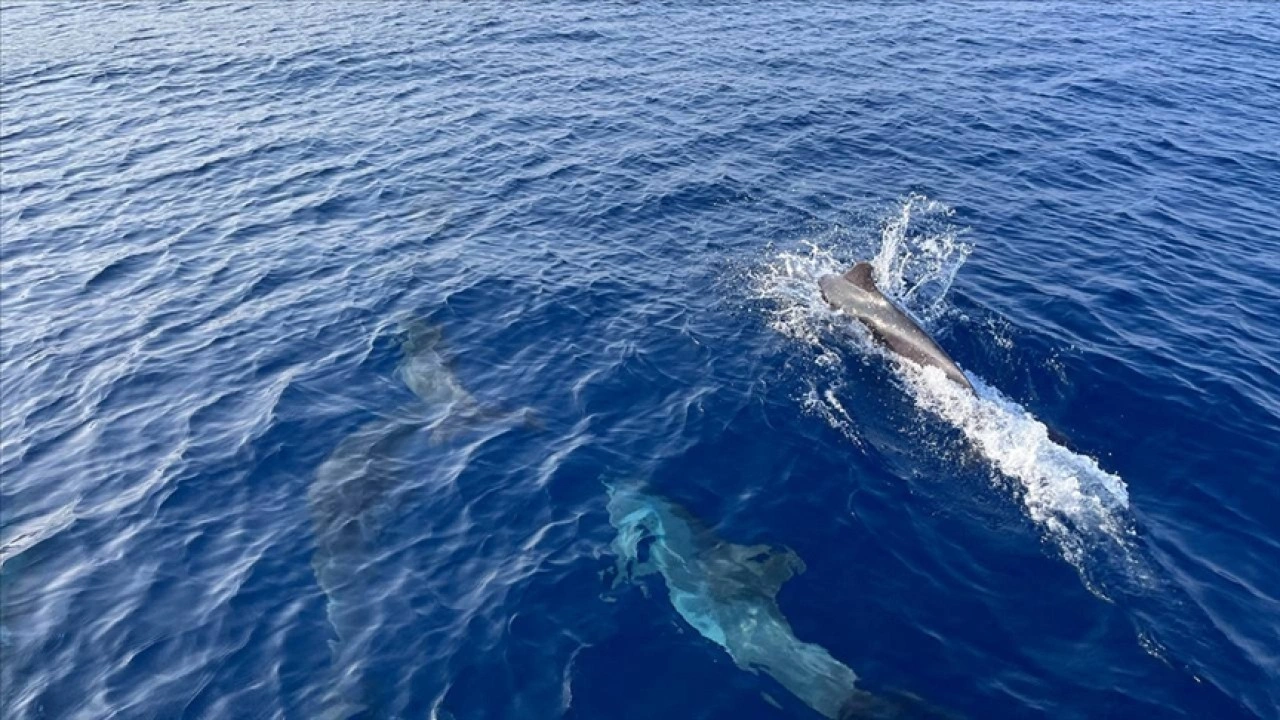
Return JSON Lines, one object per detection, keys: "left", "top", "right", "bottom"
{"left": 750, "top": 239, "right": 847, "bottom": 355}
{"left": 749, "top": 195, "right": 1137, "bottom": 589}
{"left": 902, "top": 363, "right": 1136, "bottom": 570}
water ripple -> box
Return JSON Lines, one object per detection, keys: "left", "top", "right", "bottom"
{"left": 4, "top": 3, "right": 1280, "bottom": 719}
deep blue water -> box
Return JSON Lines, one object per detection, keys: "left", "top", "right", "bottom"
{"left": 3, "top": 2, "right": 1279, "bottom": 719}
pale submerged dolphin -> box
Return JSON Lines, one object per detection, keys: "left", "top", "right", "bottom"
{"left": 819, "top": 263, "right": 973, "bottom": 392}
{"left": 399, "top": 319, "right": 494, "bottom": 430}
{"left": 607, "top": 485, "right": 941, "bottom": 719}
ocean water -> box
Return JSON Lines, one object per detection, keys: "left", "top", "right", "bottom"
{"left": 2, "top": 3, "right": 1279, "bottom": 719}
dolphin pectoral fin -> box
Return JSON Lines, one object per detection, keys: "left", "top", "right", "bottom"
{"left": 1044, "top": 422, "right": 1075, "bottom": 450}
{"left": 732, "top": 544, "right": 806, "bottom": 593}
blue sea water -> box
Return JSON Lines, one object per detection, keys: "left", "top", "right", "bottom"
{"left": 3, "top": 2, "right": 1279, "bottom": 718}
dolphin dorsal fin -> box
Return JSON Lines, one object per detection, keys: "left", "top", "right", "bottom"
{"left": 843, "top": 263, "right": 877, "bottom": 292}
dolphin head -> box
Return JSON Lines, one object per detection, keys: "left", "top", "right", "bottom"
{"left": 818, "top": 274, "right": 844, "bottom": 308}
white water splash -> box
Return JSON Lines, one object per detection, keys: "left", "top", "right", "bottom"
{"left": 750, "top": 195, "right": 1137, "bottom": 588}
{"left": 750, "top": 194, "right": 971, "bottom": 343}
{"left": 869, "top": 193, "right": 971, "bottom": 323}
{"left": 800, "top": 386, "right": 865, "bottom": 449}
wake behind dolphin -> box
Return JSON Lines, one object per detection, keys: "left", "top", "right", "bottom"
{"left": 607, "top": 484, "right": 945, "bottom": 720}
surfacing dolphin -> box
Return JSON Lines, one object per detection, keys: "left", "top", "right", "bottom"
{"left": 607, "top": 484, "right": 946, "bottom": 719}
{"left": 819, "top": 263, "right": 973, "bottom": 392}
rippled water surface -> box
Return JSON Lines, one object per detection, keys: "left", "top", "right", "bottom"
{"left": 3, "top": 3, "right": 1279, "bottom": 719}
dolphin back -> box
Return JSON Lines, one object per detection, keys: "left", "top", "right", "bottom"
{"left": 820, "top": 264, "right": 974, "bottom": 392}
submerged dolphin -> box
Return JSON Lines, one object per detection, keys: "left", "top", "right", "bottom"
{"left": 607, "top": 485, "right": 941, "bottom": 719}
{"left": 819, "top": 263, "right": 973, "bottom": 392}
{"left": 309, "top": 420, "right": 421, "bottom": 718}
{"left": 308, "top": 320, "right": 518, "bottom": 718}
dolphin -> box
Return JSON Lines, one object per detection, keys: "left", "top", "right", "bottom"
{"left": 308, "top": 320, "right": 520, "bottom": 718}
{"left": 819, "top": 263, "right": 973, "bottom": 392}
{"left": 308, "top": 418, "right": 422, "bottom": 719}
{"left": 607, "top": 484, "right": 946, "bottom": 719}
